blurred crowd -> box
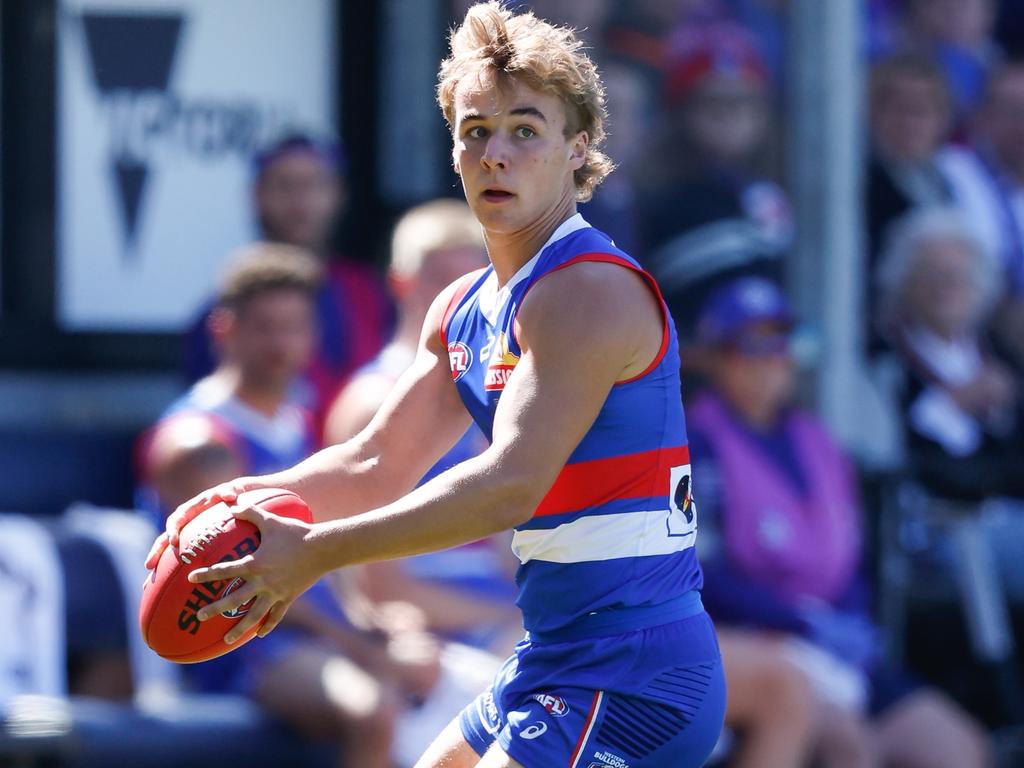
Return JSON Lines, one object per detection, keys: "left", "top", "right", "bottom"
{"left": 4, "top": 1, "right": 1024, "bottom": 766}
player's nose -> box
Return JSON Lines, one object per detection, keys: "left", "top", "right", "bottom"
{"left": 480, "top": 134, "right": 509, "bottom": 170}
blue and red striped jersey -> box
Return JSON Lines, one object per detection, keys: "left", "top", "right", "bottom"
{"left": 440, "top": 215, "right": 704, "bottom": 635}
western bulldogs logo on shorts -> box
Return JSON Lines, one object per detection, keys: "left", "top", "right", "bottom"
{"left": 448, "top": 341, "right": 473, "bottom": 382}
{"left": 532, "top": 693, "right": 570, "bottom": 717}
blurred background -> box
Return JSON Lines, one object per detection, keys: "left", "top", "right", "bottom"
{"left": 2, "top": 0, "right": 1024, "bottom": 766}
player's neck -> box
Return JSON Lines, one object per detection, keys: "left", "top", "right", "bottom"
{"left": 484, "top": 196, "right": 577, "bottom": 287}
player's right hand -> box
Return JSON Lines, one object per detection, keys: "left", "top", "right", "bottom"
{"left": 144, "top": 478, "right": 257, "bottom": 570}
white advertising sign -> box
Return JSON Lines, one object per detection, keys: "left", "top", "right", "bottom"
{"left": 58, "top": 0, "right": 336, "bottom": 330}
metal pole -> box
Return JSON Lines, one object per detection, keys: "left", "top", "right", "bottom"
{"left": 787, "top": 0, "right": 864, "bottom": 449}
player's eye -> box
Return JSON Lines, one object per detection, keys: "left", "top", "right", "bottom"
{"left": 466, "top": 126, "right": 487, "bottom": 139}
{"left": 514, "top": 126, "right": 535, "bottom": 139}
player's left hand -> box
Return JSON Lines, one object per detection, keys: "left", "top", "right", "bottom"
{"left": 187, "top": 504, "right": 323, "bottom": 644}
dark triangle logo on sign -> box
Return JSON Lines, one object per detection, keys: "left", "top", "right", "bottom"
{"left": 80, "top": 13, "right": 184, "bottom": 257}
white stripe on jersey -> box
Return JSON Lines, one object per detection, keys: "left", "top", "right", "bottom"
{"left": 512, "top": 508, "right": 697, "bottom": 564}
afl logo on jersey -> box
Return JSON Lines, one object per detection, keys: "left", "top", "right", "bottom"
{"left": 448, "top": 341, "right": 473, "bottom": 382}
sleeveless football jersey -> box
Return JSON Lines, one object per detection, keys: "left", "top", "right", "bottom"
{"left": 440, "top": 214, "right": 704, "bottom": 637}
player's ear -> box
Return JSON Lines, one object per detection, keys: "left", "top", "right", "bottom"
{"left": 569, "top": 131, "right": 588, "bottom": 171}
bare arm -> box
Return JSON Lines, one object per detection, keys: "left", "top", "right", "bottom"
{"left": 191, "top": 262, "right": 665, "bottom": 640}
{"left": 165, "top": 279, "right": 473, "bottom": 534}
{"left": 323, "top": 370, "right": 394, "bottom": 446}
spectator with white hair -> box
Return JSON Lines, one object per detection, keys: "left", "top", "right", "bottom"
{"left": 877, "top": 206, "right": 1024, "bottom": 503}
{"left": 325, "top": 199, "right": 522, "bottom": 655}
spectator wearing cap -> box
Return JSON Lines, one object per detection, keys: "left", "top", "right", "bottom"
{"left": 688, "top": 276, "right": 991, "bottom": 768}
{"left": 638, "top": 22, "right": 792, "bottom": 348}
{"left": 184, "top": 133, "right": 394, "bottom": 431}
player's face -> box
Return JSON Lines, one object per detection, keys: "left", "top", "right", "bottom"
{"left": 256, "top": 153, "right": 342, "bottom": 252}
{"left": 229, "top": 289, "right": 316, "bottom": 391}
{"left": 452, "top": 75, "right": 587, "bottom": 236}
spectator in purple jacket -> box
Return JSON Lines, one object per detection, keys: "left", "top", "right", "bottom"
{"left": 688, "top": 276, "right": 991, "bottom": 768}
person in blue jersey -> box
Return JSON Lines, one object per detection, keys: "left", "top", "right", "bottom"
{"left": 146, "top": 4, "right": 725, "bottom": 767}
{"left": 325, "top": 199, "right": 522, "bottom": 654}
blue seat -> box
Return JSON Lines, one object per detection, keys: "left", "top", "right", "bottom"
{"left": 0, "top": 430, "right": 137, "bottom": 516}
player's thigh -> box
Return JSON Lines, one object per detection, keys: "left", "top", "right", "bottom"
{"left": 414, "top": 715, "right": 487, "bottom": 768}
{"left": 253, "top": 642, "right": 395, "bottom": 739}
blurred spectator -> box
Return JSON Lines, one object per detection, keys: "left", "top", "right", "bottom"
{"left": 939, "top": 62, "right": 1024, "bottom": 373}
{"left": 325, "top": 200, "right": 522, "bottom": 655}
{"left": 901, "top": 0, "right": 1002, "bottom": 120}
{"left": 713, "top": 629, "right": 817, "bottom": 768}
{"left": 525, "top": 0, "right": 612, "bottom": 50}
{"left": 866, "top": 53, "right": 955, "bottom": 273}
{"left": 140, "top": 245, "right": 494, "bottom": 768}
{"left": 640, "top": 22, "right": 791, "bottom": 345}
{"left": 688, "top": 276, "right": 991, "bottom": 768}
{"left": 877, "top": 207, "right": 1024, "bottom": 504}
{"left": 602, "top": 0, "right": 697, "bottom": 83}
{"left": 184, "top": 133, "right": 394, "bottom": 428}
{"left": 579, "top": 57, "right": 655, "bottom": 256}
{"left": 142, "top": 245, "right": 395, "bottom": 767}
{"left": 866, "top": 52, "right": 957, "bottom": 354}
{"left": 722, "top": 0, "right": 789, "bottom": 85}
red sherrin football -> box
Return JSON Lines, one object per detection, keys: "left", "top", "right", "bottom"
{"left": 140, "top": 488, "right": 312, "bottom": 663}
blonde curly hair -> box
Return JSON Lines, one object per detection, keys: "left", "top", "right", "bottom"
{"left": 437, "top": 1, "right": 614, "bottom": 202}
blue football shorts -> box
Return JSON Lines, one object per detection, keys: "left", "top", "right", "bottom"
{"left": 459, "top": 610, "right": 726, "bottom": 767}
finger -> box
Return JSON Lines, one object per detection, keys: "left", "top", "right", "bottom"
{"left": 257, "top": 602, "right": 289, "bottom": 638}
{"left": 188, "top": 555, "right": 254, "bottom": 585}
{"left": 167, "top": 482, "right": 241, "bottom": 547}
{"left": 217, "top": 481, "right": 242, "bottom": 506}
{"left": 197, "top": 580, "right": 260, "bottom": 622}
{"left": 144, "top": 532, "right": 169, "bottom": 571}
{"left": 224, "top": 593, "right": 276, "bottom": 645}
{"left": 231, "top": 504, "right": 268, "bottom": 526}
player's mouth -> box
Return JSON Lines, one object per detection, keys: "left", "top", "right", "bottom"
{"left": 482, "top": 188, "right": 515, "bottom": 203}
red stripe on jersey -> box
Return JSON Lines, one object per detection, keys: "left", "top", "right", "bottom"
{"left": 534, "top": 445, "right": 690, "bottom": 518}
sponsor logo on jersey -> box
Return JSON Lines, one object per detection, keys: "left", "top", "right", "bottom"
{"left": 674, "top": 473, "right": 693, "bottom": 524}
{"left": 667, "top": 464, "right": 698, "bottom": 537}
{"left": 448, "top": 341, "right": 473, "bottom": 382}
{"left": 532, "top": 693, "right": 570, "bottom": 717}
{"left": 484, "top": 332, "right": 520, "bottom": 391}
